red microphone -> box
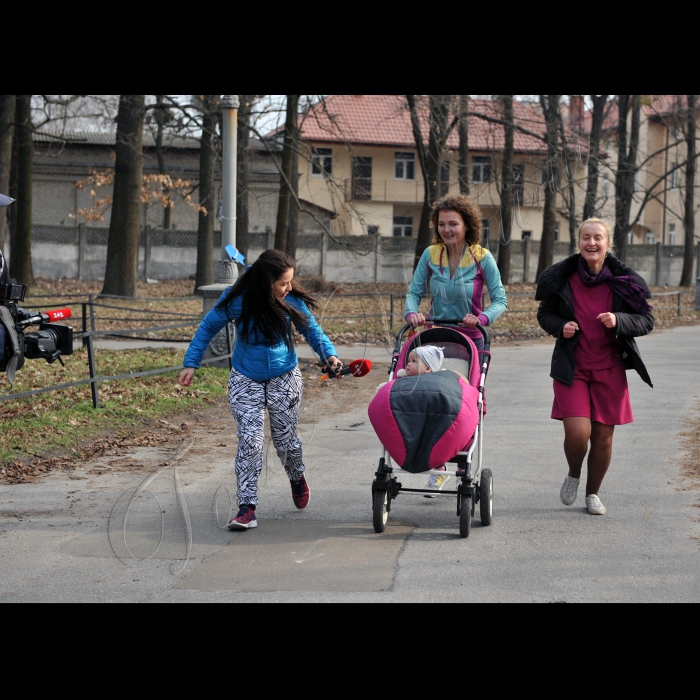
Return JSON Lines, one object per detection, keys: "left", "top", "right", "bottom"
{"left": 17, "top": 307, "right": 73, "bottom": 328}
{"left": 320, "top": 358, "right": 372, "bottom": 381}
{"left": 44, "top": 308, "right": 72, "bottom": 322}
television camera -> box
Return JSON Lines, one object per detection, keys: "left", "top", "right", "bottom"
{"left": 0, "top": 281, "right": 74, "bottom": 387}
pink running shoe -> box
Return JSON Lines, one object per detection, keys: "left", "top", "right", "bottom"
{"left": 290, "top": 476, "right": 310, "bottom": 509}
{"left": 228, "top": 505, "right": 257, "bottom": 530}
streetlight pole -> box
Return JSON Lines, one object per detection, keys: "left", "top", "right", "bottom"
{"left": 219, "top": 94, "right": 240, "bottom": 284}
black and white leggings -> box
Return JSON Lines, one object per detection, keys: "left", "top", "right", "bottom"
{"left": 227, "top": 366, "right": 305, "bottom": 506}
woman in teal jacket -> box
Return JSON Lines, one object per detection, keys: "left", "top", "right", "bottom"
{"left": 405, "top": 194, "right": 507, "bottom": 351}
{"left": 179, "top": 249, "right": 340, "bottom": 530}
{"left": 404, "top": 194, "right": 507, "bottom": 496}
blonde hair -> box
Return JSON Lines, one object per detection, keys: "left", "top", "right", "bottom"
{"left": 579, "top": 218, "right": 614, "bottom": 252}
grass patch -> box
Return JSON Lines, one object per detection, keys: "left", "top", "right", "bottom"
{"left": 0, "top": 346, "right": 229, "bottom": 467}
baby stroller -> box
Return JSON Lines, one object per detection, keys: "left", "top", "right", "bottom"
{"left": 368, "top": 320, "right": 492, "bottom": 538}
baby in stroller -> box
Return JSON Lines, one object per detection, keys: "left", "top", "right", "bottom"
{"left": 398, "top": 345, "right": 444, "bottom": 378}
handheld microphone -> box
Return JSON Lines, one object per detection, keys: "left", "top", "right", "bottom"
{"left": 320, "top": 358, "right": 372, "bottom": 381}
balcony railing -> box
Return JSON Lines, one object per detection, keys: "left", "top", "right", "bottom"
{"left": 345, "top": 178, "right": 424, "bottom": 203}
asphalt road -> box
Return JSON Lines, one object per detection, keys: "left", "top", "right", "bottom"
{"left": 2, "top": 326, "right": 699, "bottom": 602}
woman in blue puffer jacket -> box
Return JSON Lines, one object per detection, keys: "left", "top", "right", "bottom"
{"left": 179, "top": 249, "right": 340, "bottom": 530}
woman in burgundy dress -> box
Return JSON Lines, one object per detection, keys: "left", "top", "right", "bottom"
{"left": 536, "top": 218, "right": 654, "bottom": 515}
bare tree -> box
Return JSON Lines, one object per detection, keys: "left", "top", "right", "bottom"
{"left": 582, "top": 95, "right": 609, "bottom": 221}
{"left": 0, "top": 95, "right": 15, "bottom": 253}
{"left": 497, "top": 95, "right": 514, "bottom": 282}
{"left": 194, "top": 95, "right": 219, "bottom": 291}
{"left": 458, "top": 95, "right": 470, "bottom": 195}
{"left": 11, "top": 95, "right": 35, "bottom": 287}
{"left": 613, "top": 95, "right": 641, "bottom": 260}
{"left": 681, "top": 95, "right": 697, "bottom": 286}
{"left": 101, "top": 95, "right": 146, "bottom": 297}
{"left": 236, "top": 95, "right": 256, "bottom": 262}
{"left": 153, "top": 94, "right": 173, "bottom": 231}
{"left": 536, "top": 95, "right": 562, "bottom": 280}
{"left": 275, "top": 95, "right": 300, "bottom": 253}
{"left": 406, "top": 95, "right": 457, "bottom": 269}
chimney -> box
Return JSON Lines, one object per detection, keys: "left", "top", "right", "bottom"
{"left": 569, "top": 95, "right": 584, "bottom": 132}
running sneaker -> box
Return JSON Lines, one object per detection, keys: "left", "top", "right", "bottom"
{"left": 424, "top": 468, "right": 450, "bottom": 498}
{"left": 228, "top": 505, "right": 257, "bottom": 530}
{"left": 560, "top": 475, "right": 580, "bottom": 506}
{"left": 291, "top": 475, "right": 310, "bottom": 509}
{"left": 586, "top": 494, "right": 606, "bottom": 515}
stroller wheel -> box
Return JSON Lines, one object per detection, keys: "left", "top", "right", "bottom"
{"left": 479, "top": 469, "right": 493, "bottom": 526}
{"left": 459, "top": 494, "right": 472, "bottom": 538}
{"left": 373, "top": 490, "right": 389, "bottom": 533}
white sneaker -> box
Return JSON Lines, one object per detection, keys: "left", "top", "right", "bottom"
{"left": 586, "top": 494, "right": 606, "bottom": 515}
{"left": 424, "top": 471, "right": 450, "bottom": 498}
{"left": 560, "top": 475, "right": 580, "bottom": 506}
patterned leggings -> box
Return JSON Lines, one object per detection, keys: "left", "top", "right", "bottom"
{"left": 227, "top": 366, "right": 305, "bottom": 506}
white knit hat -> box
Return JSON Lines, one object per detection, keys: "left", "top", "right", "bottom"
{"left": 414, "top": 346, "right": 444, "bottom": 373}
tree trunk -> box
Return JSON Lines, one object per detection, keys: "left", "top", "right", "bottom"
{"left": 613, "top": 95, "right": 641, "bottom": 261}
{"left": 286, "top": 144, "right": 300, "bottom": 260}
{"left": 274, "top": 95, "right": 300, "bottom": 252}
{"left": 101, "top": 95, "right": 146, "bottom": 297}
{"left": 154, "top": 94, "right": 171, "bottom": 231}
{"left": 536, "top": 95, "right": 561, "bottom": 281}
{"left": 236, "top": 95, "right": 253, "bottom": 261}
{"left": 582, "top": 95, "right": 608, "bottom": 221}
{"left": 407, "top": 95, "right": 454, "bottom": 269}
{"left": 497, "top": 95, "right": 514, "bottom": 283}
{"left": 194, "top": 96, "right": 217, "bottom": 291}
{"left": 681, "top": 95, "right": 696, "bottom": 286}
{"left": 0, "top": 95, "right": 15, "bottom": 253}
{"left": 458, "top": 94, "right": 470, "bottom": 195}
{"left": 11, "top": 95, "right": 34, "bottom": 287}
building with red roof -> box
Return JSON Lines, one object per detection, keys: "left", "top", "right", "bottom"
{"left": 285, "top": 95, "right": 588, "bottom": 242}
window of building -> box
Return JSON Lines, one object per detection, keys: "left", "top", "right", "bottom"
{"left": 671, "top": 163, "right": 679, "bottom": 190}
{"left": 603, "top": 176, "right": 610, "bottom": 198}
{"left": 522, "top": 230, "right": 532, "bottom": 240}
{"left": 311, "top": 147, "right": 332, "bottom": 176}
{"left": 646, "top": 232, "right": 655, "bottom": 244}
{"left": 541, "top": 159, "right": 548, "bottom": 185}
{"left": 440, "top": 161, "right": 450, "bottom": 196}
{"left": 668, "top": 223, "right": 676, "bottom": 245}
{"left": 393, "top": 216, "right": 413, "bottom": 237}
{"left": 394, "top": 152, "right": 415, "bottom": 180}
{"left": 634, "top": 169, "right": 641, "bottom": 192}
{"left": 367, "top": 225, "right": 379, "bottom": 235}
{"left": 472, "top": 156, "right": 491, "bottom": 184}
{"left": 554, "top": 223, "right": 559, "bottom": 242}
{"left": 627, "top": 231, "right": 633, "bottom": 245}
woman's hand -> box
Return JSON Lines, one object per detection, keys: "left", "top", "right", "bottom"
{"left": 562, "top": 321, "right": 579, "bottom": 339}
{"left": 462, "top": 313, "right": 479, "bottom": 328}
{"left": 326, "top": 356, "right": 341, "bottom": 370}
{"left": 408, "top": 313, "right": 426, "bottom": 327}
{"left": 597, "top": 312, "right": 617, "bottom": 329}
{"left": 178, "top": 367, "right": 196, "bottom": 387}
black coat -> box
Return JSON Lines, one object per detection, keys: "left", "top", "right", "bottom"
{"left": 535, "top": 254, "right": 654, "bottom": 388}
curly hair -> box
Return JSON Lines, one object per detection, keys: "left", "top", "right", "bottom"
{"left": 430, "top": 194, "right": 483, "bottom": 246}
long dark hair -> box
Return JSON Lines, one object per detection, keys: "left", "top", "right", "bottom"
{"left": 217, "top": 249, "right": 318, "bottom": 348}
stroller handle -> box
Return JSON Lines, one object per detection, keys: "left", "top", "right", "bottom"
{"left": 396, "top": 320, "right": 490, "bottom": 351}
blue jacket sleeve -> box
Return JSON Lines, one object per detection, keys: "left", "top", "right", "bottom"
{"left": 183, "top": 289, "right": 235, "bottom": 369}
{"left": 481, "top": 253, "right": 508, "bottom": 326}
{"left": 404, "top": 248, "right": 431, "bottom": 318}
{"left": 291, "top": 297, "right": 337, "bottom": 361}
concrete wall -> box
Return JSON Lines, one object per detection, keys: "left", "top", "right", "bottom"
{"left": 15, "top": 225, "right": 700, "bottom": 287}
